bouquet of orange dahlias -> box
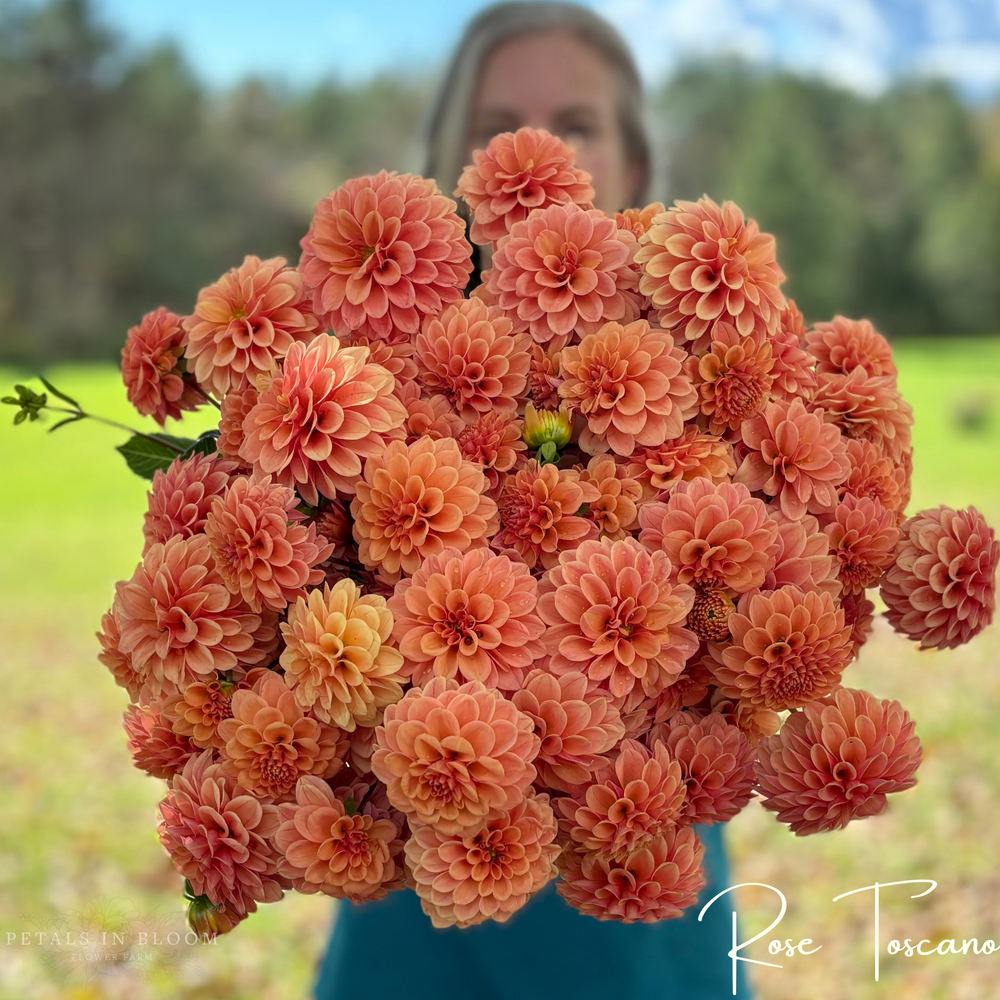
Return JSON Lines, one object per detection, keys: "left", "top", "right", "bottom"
{"left": 9, "top": 126, "right": 997, "bottom": 934}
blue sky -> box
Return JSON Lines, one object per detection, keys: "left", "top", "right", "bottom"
{"left": 91, "top": 0, "right": 1000, "bottom": 97}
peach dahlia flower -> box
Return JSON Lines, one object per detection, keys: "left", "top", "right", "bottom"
{"left": 768, "top": 327, "right": 817, "bottom": 402}
{"left": 205, "top": 474, "right": 331, "bottom": 612}
{"left": 823, "top": 494, "right": 900, "bottom": 595}
{"left": 182, "top": 255, "right": 319, "bottom": 396}
{"left": 456, "top": 126, "right": 595, "bottom": 244}
{"left": 218, "top": 385, "right": 258, "bottom": 467}
{"left": 626, "top": 427, "right": 736, "bottom": 500}
{"left": 763, "top": 510, "right": 840, "bottom": 597}
{"left": 615, "top": 202, "right": 667, "bottom": 239}
{"left": 240, "top": 334, "right": 406, "bottom": 505}
{"left": 161, "top": 674, "right": 255, "bottom": 750}
{"left": 558, "top": 319, "right": 697, "bottom": 456}
{"left": 456, "top": 413, "right": 526, "bottom": 494}
{"left": 488, "top": 203, "right": 638, "bottom": 344}
{"left": 406, "top": 791, "right": 560, "bottom": 928}
{"left": 735, "top": 397, "right": 851, "bottom": 519}
{"left": 755, "top": 687, "right": 922, "bottom": 835}
{"left": 123, "top": 701, "right": 197, "bottom": 780}
{"left": 157, "top": 750, "right": 284, "bottom": 916}
{"left": 415, "top": 297, "right": 529, "bottom": 422}
{"left": 371, "top": 677, "right": 540, "bottom": 834}
{"left": 389, "top": 547, "right": 544, "bottom": 692}
{"left": 538, "top": 536, "right": 698, "bottom": 702}
{"left": 217, "top": 672, "right": 345, "bottom": 802}
{"left": 280, "top": 578, "right": 405, "bottom": 731}
{"left": 635, "top": 196, "right": 786, "bottom": 350}
{"left": 97, "top": 596, "right": 144, "bottom": 701}
{"left": 575, "top": 454, "right": 642, "bottom": 540}
{"left": 299, "top": 171, "right": 472, "bottom": 341}
{"left": 275, "top": 775, "right": 404, "bottom": 902}
{"left": 707, "top": 585, "right": 853, "bottom": 712}
{"left": 881, "top": 505, "right": 998, "bottom": 649}
{"left": 841, "top": 437, "right": 909, "bottom": 522}
{"left": 114, "top": 534, "right": 277, "bottom": 696}
{"left": 638, "top": 478, "right": 778, "bottom": 595}
{"left": 805, "top": 316, "right": 897, "bottom": 379}
{"left": 351, "top": 436, "right": 498, "bottom": 581}
{"left": 143, "top": 453, "right": 234, "bottom": 553}
{"left": 121, "top": 307, "right": 202, "bottom": 426}
{"left": 511, "top": 669, "right": 625, "bottom": 793}
{"left": 557, "top": 825, "right": 705, "bottom": 923}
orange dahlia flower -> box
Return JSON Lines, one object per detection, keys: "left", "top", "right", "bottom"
{"left": 755, "top": 687, "right": 922, "bottom": 835}
{"left": 626, "top": 427, "right": 736, "bottom": 500}
{"left": 615, "top": 202, "right": 666, "bottom": 239}
{"left": 763, "top": 510, "right": 840, "bottom": 597}
{"left": 240, "top": 334, "right": 406, "bottom": 505}
{"left": 299, "top": 171, "right": 472, "bottom": 341}
{"left": 351, "top": 436, "right": 498, "bottom": 581}
{"left": 511, "top": 669, "right": 625, "bottom": 793}
{"left": 97, "top": 597, "right": 144, "bottom": 700}
{"left": 650, "top": 712, "right": 755, "bottom": 825}
{"left": 142, "top": 453, "right": 233, "bottom": 553}
{"left": 396, "top": 382, "right": 465, "bottom": 443}
{"left": 805, "top": 316, "right": 897, "bottom": 379}
{"left": 275, "top": 775, "right": 405, "bottom": 902}
{"left": 769, "top": 329, "right": 817, "bottom": 403}
{"left": 557, "top": 825, "right": 705, "bottom": 923}
{"left": 115, "top": 534, "right": 277, "bottom": 697}
{"left": 124, "top": 701, "right": 197, "bottom": 780}
{"left": 494, "top": 460, "right": 598, "bottom": 571}
{"left": 456, "top": 126, "right": 595, "bottom": 244}
{"left": 574, "top": 454, "right": 642, "bottom": 540}
{"left": 205, "top": 474, "right": 331, "bottom": 612}
{"left": 778, "top": 299, "right": 807, "bottom": 340}
{"left": 881, "top": 505, "right": 998, "bottom": 649}
{"left": 841, "top": 438, "right": 909, "bottom": 522}
{"left": 389, "top": 547, "right": 544, "bottom": 692}
{"left": 707, "top": 585, "right": 853, "bottom": 712}
{"left": 121, "top": 307, "right": 203, "bottom": 425}
{"left": 456, "top": 413, "right": 526, "bottom": 494}
{"left": 823, "top": 494, "right": 900, "bottom": 595}
{"left": 371, "top": 677, "right": 540, "bottom": 833}
{"left": 685, "top": 322, "right": 775, "bottom": 433}
{"left": 280, "top": 579, "right": 405, "bottom": 731}
{"left": 812, "top": 368, "right": 913, "bottom": 463}
{"left": 558, "top": 319, "right": 697, "bottom": 456}
{"left": 488, "top": 203, "right": 638, "bottom": 343}
{"left": 415, "top": 297, "right": 529, "bottom": 421}
{"left": 217, "top": 385, "right": 258, "bottom": 468}
{"left": 635, "top": 196, "right": 786, "bottom": 351}
{"left": 841, "top": 591, "right": 875, "bottom": 656}
{"left": 217, "top": 672, "right": 345, "bottom": 802}
{"left": 406, "top": 791, "right": 560, "bottom": 928}
{"left": 556, "top": 739, "right": 686, "bottom": 861}
{"left": 638, "top": 478, "right": 778, "bottom": 594}
{"left": 538, "top": 536, "right": 698, "bottom": 702}
{"left": 158, "top": 750, "right": 284, "bottom": 916}
{"left": 161, "top": 674, "right": 259, "bottom": 750}
{"left": 526, "top": 340, "right": 565, "bottom": 410}
{"left": 182, "top": 255, "right": 319, "bottom": 396}
{"left": 344, "top": 333, "right": 419, "bottom": 395}
{"left": 735, "top": 397, "right": 851, "bottom": 519}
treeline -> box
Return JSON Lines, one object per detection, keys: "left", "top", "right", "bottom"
{"left": 2, "top": 0, "right": 999, "bottom": 366}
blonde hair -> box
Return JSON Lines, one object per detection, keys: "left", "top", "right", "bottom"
{"left": 425, "top": 1, "right": 651, "bottom": 207}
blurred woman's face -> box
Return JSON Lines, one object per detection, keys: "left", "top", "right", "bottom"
{"left": 467, "top": 29, "right": 640, "bottom": 214}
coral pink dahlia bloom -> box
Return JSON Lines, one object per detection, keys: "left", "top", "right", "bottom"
{"left": 298, "top": 171, "right": 473, "bottom": 341}
{"left": 805, "top": 316, "right": 897, "bottom": 379}
{"left": 880, "top": 505, "right": 998, "bottom": 649}
{"left": 707, "top": 585, "right": 853, "bottom": 712}
{"left": 558, "top": 319, "right": 697, "bottom": 456}
{"left": 351, "top": 437, "right": 498, "bottom": 581}
{"left": 823, "top": 494, "right": 900, "bottom": 595}
{"left": 556, "top": 739, "right": 686, "bottom": 861}
{"left": 406, "top": 791, "right": 560, "bottom": 928}
{"left": 371, "top": 677, "right": 540, "bottom": 834}
{"left": 205, "top": 474, "right": 332, "bottom": 612}
{"left": 182, "top": 255, "right": 319, "bottom": 396}
{"left": 389, "top": 547, "right": 544, "bottom": 692}
{"left": 763, "top": 510, "right": 840, "bottom": 597}
{"left": 638, "top": 478, "right": 778, "bottom": 594}
{"left": 121, "top": 307, "right": 202, "bottom": 426}
{"left": 511, "top": 669, "right": 625, "bottom": 793}
{"left": 240, "top": 334, "right": 407, "bottom": 505}
{"left": 841, "top": 437, "right": 909, "bottom": 522}
{"left": 626, "top": 427, "right": 736, "bottom": 500}
{"left": 218, "top": 385, "right": 258, "bottom": 468}
{"left": 615, "top": 202, "right": 667, "bottom": 239}
{"left": 456, "top": 413, "right": 526, "bottom": 494}
{"left": 279, "top": 578, "right": 405, "bottom": 731}
{"left": 275, "top": 775, "right": 405, "bottom": 901}
{"left": 97, "top": 597, "right": 144, "bottom": 700}
{"left": 488, "top": 203, "right": 639, "bottom": 344}
{"left": 143, "top": 452, "right": 234, "bottom": 553}
{"left": 538, "top": 537, "right": 699, "bottom": 702}
{"left": 123, "top": 701, "right": 198, "bottom": 780}
{"left": 158, "top": 750, "right": 284, "bottom": 916}
{"left": 414, "top": 297, "right": 529, "bottom": 422}
{"left": 635, "top": 196, "right": 786, "bottom": 350}
{"left": 114, "top": 534, "right": 277, "bottom": 696}
{"left": 735, "top": 397, "right": 851, "bottom": 519}
{"left": 557, "top": 825, "right": 705, "bottom": 923}
{"left": 755, "top": 687, "right": 922, "bottom": 835}
{"left": 575, "top": 454, "right": 642, "bottom": 540}
{"left": 456, "top": 126, "right": 595, "bottom": 244}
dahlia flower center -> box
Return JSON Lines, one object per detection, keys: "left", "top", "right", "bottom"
{"left": 260, "top": 755, "right": 298, "bottom": 792}
{"left": 155, "top": 348, "right": 182, "bottom": 378}
{"left": 439, "top": 607, "right": 484, "bottom": 651}
{"left": 718, "top": 373, "right": 767, "bottom": 421}
{"left": 689, "top": 589, "right": 734, "bottom": 642}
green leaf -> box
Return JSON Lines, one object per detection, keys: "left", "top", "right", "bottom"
{"left": 343, "top": 795, "right": 357, "bottom": 816}
{"left": 1, "top": 396, "right": 20, "bottom": 406}
{"left": 38, "top": 377, "right": 80, "bottom": 410}
{"left": 115, "top": 433, "right": 196, "bottom": 480}
{"left": 179, "top": 429, "right": 220, "bottom": 460}
{"left": 13, "top": 409, "right": 27, "bottom": 425}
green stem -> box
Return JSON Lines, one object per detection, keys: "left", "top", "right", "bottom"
{"left": 43, "top": 405, "right": 186, "bottom": 453}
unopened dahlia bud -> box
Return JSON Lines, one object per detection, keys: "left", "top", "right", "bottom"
{"left": 523, "top": 402, "right": 572, "bottom": 462}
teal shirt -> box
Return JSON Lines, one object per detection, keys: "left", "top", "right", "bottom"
{"left": 315, "top": 823, "right": 751, "bottom": 999}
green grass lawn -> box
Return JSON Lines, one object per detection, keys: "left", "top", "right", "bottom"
{"left": 0, "top": 341, "right": 998, "bottom": 999}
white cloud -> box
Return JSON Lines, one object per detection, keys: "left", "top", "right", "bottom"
{"left": 913, "top": 41, "right": 1000, "bottom": 91}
